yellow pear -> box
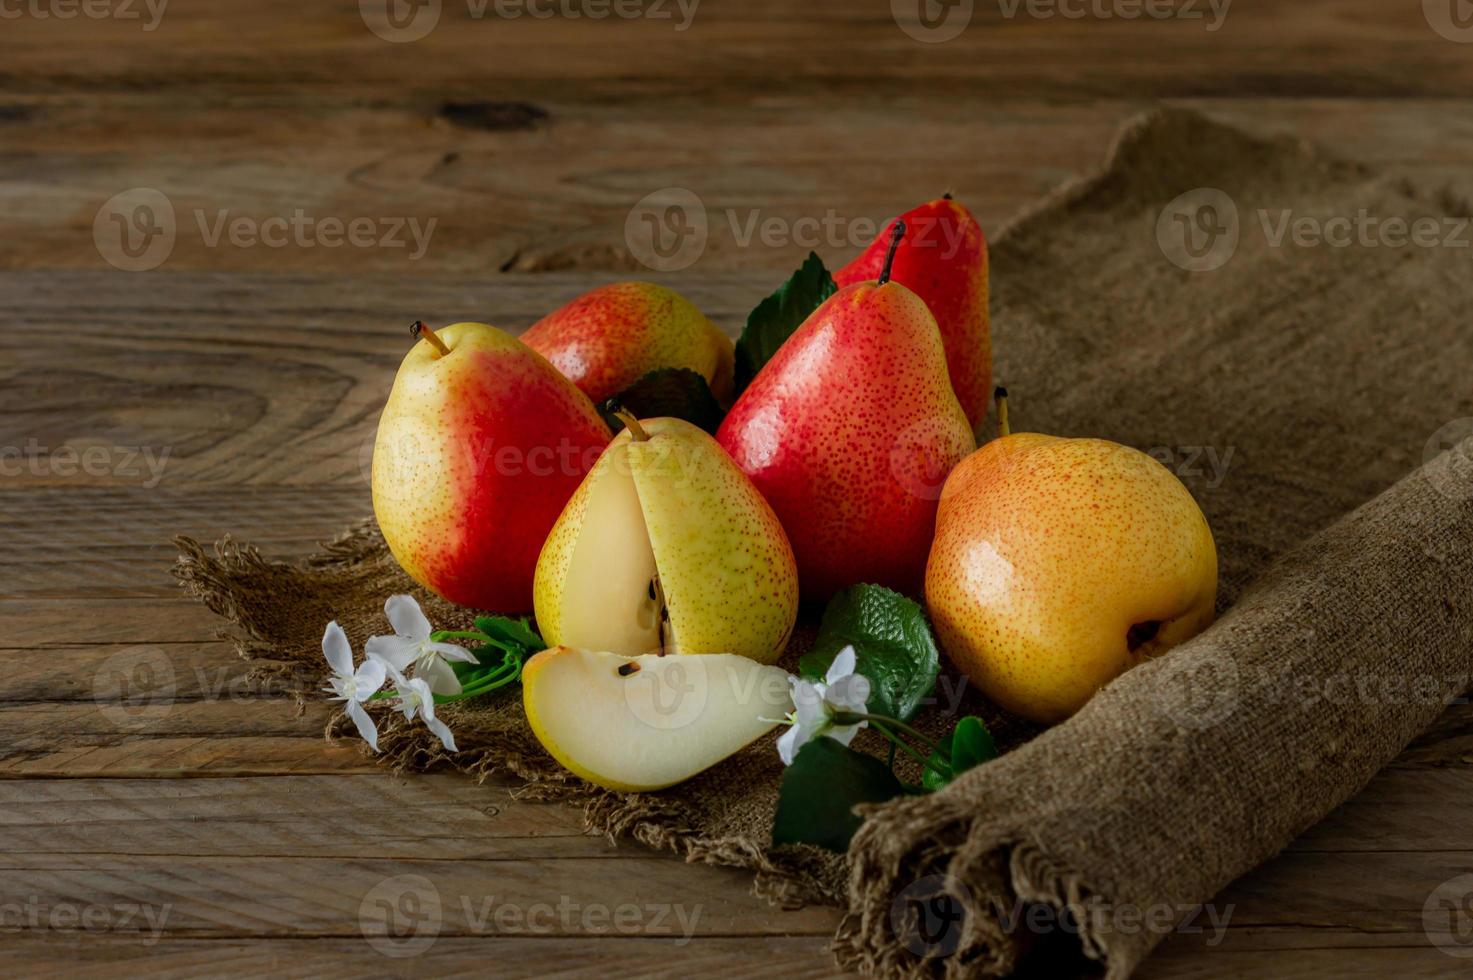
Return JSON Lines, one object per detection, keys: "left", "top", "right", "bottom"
{"left": 534, "top": 416, "right": 799, "bottom": 664}
{"left": 926, "top": 414, "right": 1218, "bottom": 724}
{"left": 522, "top": 647, "right": 792, "bottom": 791}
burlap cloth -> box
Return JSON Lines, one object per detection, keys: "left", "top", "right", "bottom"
{"left": 174, "top": 109, "right": 1473, "bottom": 977}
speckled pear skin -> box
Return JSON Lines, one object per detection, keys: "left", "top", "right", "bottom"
{"left": 372, "top": 322, "right": 611, "bottom": 613}
{"left": 627, "top": 418, "right": 799, "bottom": 663}
{"left": 716, "top": 281, "right": 976, "bottom": 602}
{"left": 836, "top": 197, "right": 991, "bottom": 430}
{"left": 522, "top": 282, "right": 736, "bottom": 404}
{"left": 926, "top": 434, "right": 1219, "bottom": 724}
{"left": 534, "top": 417, "right": 799, "bottom": 664}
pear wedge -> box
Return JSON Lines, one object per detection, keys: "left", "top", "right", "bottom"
{"left": 522, "top": 647, "right": 793, "bottom": 791}
{"left": 533, "top": 417, "right": 799, "bottom": 664}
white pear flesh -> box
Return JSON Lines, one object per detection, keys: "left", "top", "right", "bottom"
{"left": 554, "top": 443, "right": 663, "bottom": 656}
{"left": 522, "top": 647, "right": 793, "bottom": 792}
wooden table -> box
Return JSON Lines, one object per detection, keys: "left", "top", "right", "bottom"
{"left": 5, "top": 2, "right": 1473, "bottom": 975}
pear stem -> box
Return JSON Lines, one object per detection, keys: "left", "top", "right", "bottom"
{"left": 878, "top": 219, "right": 906, "bottom": 285}
{"left": 994, "top": 386, "right": 1010, "bottom": 439}
{"left": 614, "top": 409, "right": 650, "bottom": 442}
{"left": 411, "top": 321, "right": 451, "bottom": 358}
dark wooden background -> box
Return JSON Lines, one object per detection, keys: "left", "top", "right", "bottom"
{"left": 4, "top": 1, "right": 1473, "bottom": 975}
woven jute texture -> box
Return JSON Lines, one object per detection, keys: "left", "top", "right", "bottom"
{"left": 175, "top": 108, "right": 1473, "bottom": 977}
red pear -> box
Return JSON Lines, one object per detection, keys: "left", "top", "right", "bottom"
{"left": 717, "top": 226, "right": 976, "bottom": 600}
{"left": 835, "top": 196, "right": 990, "bottom": 429}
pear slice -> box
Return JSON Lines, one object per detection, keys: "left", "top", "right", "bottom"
{"left": 552, "top": 442, "right": 663, "bottom": 655}
{"left": 534, "top": 417, "right": 799, "bottom": 664}
{"left": 522, "top": 647, "right": 793, "bottom": 791}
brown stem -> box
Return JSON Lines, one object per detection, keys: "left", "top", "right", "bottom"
{"left": 614, "top": 409, "right": 650, "bottom": 442}
{"left": 878, "top": 219, "right": 906, "bottom": 285}
{"left": 411, "top": 321, "right": 451, "bottom": 357}
{"left": 994, "top": 386, "right": 1010, "bottom": 439}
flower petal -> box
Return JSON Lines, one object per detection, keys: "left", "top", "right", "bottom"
{"left": 353, "top": 657, "right": 387, "bottom": 700}
{"left": 776, "top": 723, "right": 805, "bottom": 765}
{"left": 346, "top": 700, "right": 379, "bottom": 752}
{"left": 827, "top": 721, "right": 865, "bottom": 748}
{"left": 826, "top": 673, "right": 871, "bottom": 714}
{"left": 322, "top": 621, "right": 353, "bottom": 678}
{"left": 364, "top": 634, "right": 418, "bottom": 671}
{"left": 420, "top": 658, "right": 463, "bottom": 697}
{"left": 384, "top": 594, "right": 432, "bottom": 641}
{"left": 428, "top": 641, "right": 478, "bottom": 665}
{"left": 426, "top": 715, "right": 458, "bottom": 753}
{"left": 825, "top": 645, "right": 857, "bottom": 685}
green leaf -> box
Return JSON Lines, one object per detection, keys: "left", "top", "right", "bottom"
{"left": 474, "top": 615, "right": 544, "bottom": 654}
{"left": 438, "top": 616, "right": 545, "bottom": 701}
{"left": 921, "top": 715, "right": 997, "bottom": 791}
{"left": 772, "top": 738, "right": 907, "bottom": 852}
{"left": 600, "top": 368, "right": 724, "bottom": 435}
{"left": 798, "top": 585, "right": 941, "bottom": 723}
{"left": 734, "top": 252, "right": 837, "bottom": 391}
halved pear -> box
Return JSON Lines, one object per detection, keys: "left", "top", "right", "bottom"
{"left": 522, "top": 646, "right": 793, "bottom": 791}
{"left": 533, "top": 417, "right": 799, "bottom": 664}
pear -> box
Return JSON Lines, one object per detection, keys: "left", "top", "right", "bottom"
{"left": 522, "top": 646, "right": 792, "bottom": 791}
{"left": 717, "top": 223, "right": 977, "bottom": 601}
{"left": 534, "top": 416, "right": 799, "bottom": 664}
{"left": 522, "top": 282, "right": 736, "bottom": 404}
{"left": 926, "top": 397, "right": 1218, "bottom": 723}
{"left": 372, "top": 322, "right": 611, "bottom": 612}
{"left": 836, "top": 196, "right": 991, "bottom": 430}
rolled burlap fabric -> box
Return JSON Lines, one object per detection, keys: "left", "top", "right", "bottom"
{"left": 835, "top": 446, "right": 1473, "bottom": 976}
{"left": 175, "top": 108, "right": 1473, "bottom": 975}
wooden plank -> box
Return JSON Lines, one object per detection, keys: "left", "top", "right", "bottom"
{"left": 0, "top": 853, "right": 842, "bottom": 937}
{"left": 1, "top": 934, "right": 856, "bottom": 979}
{"left": 0, "top": 774, "right": 613, "bottom": 860}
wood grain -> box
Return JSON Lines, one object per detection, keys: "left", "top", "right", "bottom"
{"left": 5, "top": 0, "right": 1473, "bottom": 975}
